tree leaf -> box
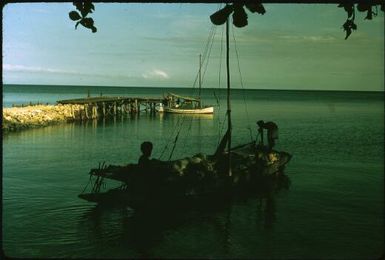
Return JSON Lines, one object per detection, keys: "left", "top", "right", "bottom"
{"left": 80, "top": 9, "right": 88, "bottom": 18}
{"left": 344, "top": 27, "right": 352, "bottom": 39}
{"left": 80, "top": 17, "right": 94, "bottom": 29}
{"left": 245, "top": 3, "right": 266, "bottom": 15}
{"left": 210, "top": 5, "right": 234, "bottom": 26}
{"left": 84, "top": 1, "right": 95, "bottom": 13}
{"left": 69, "top": 11, "right": 81, "bottom": 21}
{"left": 357, "top": 4, "right": 370, "bottom": 12}
{"left": 73, "top": 1, "right": 83, "bottom": 13}
{"left": 75, "top": 21, "right": 80, "bottom": 30}
{"left": 233, "top": 5, "right": 248, "bottom": 28}
{"left": 343, "top": 4, "right": 354, "bottom": 18}
{"left": 342, "top": 19, "right": 357, "bottom": 39}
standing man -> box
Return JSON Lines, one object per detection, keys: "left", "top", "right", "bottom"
{"left": 257, "top": 120, "right": 278, "bottom": 151}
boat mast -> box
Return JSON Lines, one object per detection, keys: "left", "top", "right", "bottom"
{"left": 198, "top": 53, "right": 202, "bottom": 108}
{"left": 226, "top": 18, "right": 232, "bottom": 177}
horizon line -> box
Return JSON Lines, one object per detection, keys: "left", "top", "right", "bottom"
{"left": 2, "top": 83, "right": 384, "bottom": 93}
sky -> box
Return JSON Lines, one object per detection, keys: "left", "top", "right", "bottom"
{"left": 2, "top": 3, "right": 384, "bottom": 91}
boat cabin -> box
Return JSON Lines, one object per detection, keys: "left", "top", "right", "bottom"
{"left": 163, "top": 93, "right": 201, "bottom": 109}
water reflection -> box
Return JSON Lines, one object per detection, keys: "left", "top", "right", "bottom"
{"left": 78, "top": 173, "right": 290, "bottom": 257}
{"left": 162, "top": 113, "right": 214, "bottom": 120}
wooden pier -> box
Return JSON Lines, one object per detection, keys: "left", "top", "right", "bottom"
{"left": 57, "top": 96, "right": 163, "bottom": 119}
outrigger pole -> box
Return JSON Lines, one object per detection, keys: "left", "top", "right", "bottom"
{"left": 226, "top": 18, "right": 232, "bottom": 177}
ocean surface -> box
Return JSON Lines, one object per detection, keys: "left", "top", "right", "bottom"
{"left": 2, "top": 84, "right": 384, "bottom": 258}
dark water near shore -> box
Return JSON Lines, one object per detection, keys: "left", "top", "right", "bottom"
{"left": 2, "top": 84, "right": 384, "bottom": 258}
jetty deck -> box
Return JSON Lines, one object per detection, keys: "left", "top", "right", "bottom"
{"left": 57, "top": 96, "right": 164, "bottom": 119}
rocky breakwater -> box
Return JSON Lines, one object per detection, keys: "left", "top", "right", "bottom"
{"left": 2, "top": 104, "right": 85, "bottom": 133}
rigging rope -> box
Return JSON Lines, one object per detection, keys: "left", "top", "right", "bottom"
{"left": 217, "top": 24, "right": 226, "bottom": 145}
{"left": 168, "top": 128, "right": 181, "bottom": 161}
{"left": 159, "top": 5, "right": 227, "bottom": 161}
{"left": 201, "top": 26, "right": 216, "bottom": 86}
{"left": 163, "top": 23, "right": 219, "bottom": 160}
{"left": 232, "top": 24, "right": 254, "bottom": 142}
{"left": 190, "top": 23, "right": 216, "bottom": 95}
{"left": 158, "top": 116, "right": 182, "bottom": 160}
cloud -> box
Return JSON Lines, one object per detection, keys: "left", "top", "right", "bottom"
{"left": 142, "top": 69, "right": 169, "bottom": 79}
{"left": 3, "top": 64, "right": 76, "bottom": 74}
{"left": 277, "top": 35, "right": 337, "bottom": 42}
{"left": 32, "top": 8, "right": 50, "bottom": 14}
{"left": 3, "top": 64, "right": 150, "bottom": 81}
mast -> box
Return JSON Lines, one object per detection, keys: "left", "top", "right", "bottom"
{"left": 198, "top": 53, "right": 202, "bottom": 108}
{"left": 226, "top": 18, "right": 232, "bottom": 177}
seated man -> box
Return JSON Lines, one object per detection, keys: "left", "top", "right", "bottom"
{"left": 138, "top": 141, "right": 153, "bottom": 166}
{"left": 137, "top": 141, "right": 169, "bottom": 175}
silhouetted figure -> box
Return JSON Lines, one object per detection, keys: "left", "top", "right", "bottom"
{"left": 138, "top": 141, "right": 153, "bottom": 166}
{"left": 257, "top": 120, "right": 278, "bottom": 151}
{"left": 136, "top": 142, "right": 170, "bottom": 203}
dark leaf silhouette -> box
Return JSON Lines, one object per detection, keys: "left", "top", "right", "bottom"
{"left": 343, "top": 4, "right": 355, "bottom": 18}
{"left": 80, "top": 18, "right": 94, "bottom": 29}
{"left": 356, "top": 3, "right": 374, "bottom": 20}
{"left": 69, "top": 11, "right": 82, "bottom": 21}
{"left": 73, "top": 1, "right": 83, "bottom": 13}
{"left": 80, "top": 18, "right": 97, "bottom": 33}
{"left": 67, "top": 1, "right": 383, "bottom": 38}
{"left": 210, "top": 3, "right": 265, "bottom": 28}
{"left": 210, "top": 5, "right": 234, "bottom": 26}
{"left": 342, "top": 19, "right": 357, "bottom": 40}
{"left": 84, "top": 1, "right": 95, "bottom": 13}
{"left": 233, "top": 4, "right": 248, "bottom": 28}
{"left": 357, "top": 4, "right": 370, "bottom": 12}
{"left": 245, "top": 3, "right": 266, "bottom": 15}
{"left": 338, "top": 3, "right": 383, "bottom": 39}
{"left": 69, "top": 0, "right": 97, "bottom": 33}
{"left": 80, "top": 9, "right": 88, "bottom": 18}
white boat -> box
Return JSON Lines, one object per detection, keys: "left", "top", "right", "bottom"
{"left": 158, "top": 93, "right": 214, "bottom": 114}
{"left": 159, "top": 54, "right": 214, "bottom": 114}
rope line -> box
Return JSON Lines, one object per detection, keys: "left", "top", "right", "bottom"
{"left": 232, "top": 24, "right": 254, "bottom": 142}
{"left": 163, "top": 21, "right": 219, "bottom": 160}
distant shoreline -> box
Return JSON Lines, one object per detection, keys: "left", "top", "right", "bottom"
{"left": 3, "top": 83, "right": 384, "bottom": 93}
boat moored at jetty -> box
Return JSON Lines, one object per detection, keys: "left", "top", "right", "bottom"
{"left": 158, "top": 54, "right": 214, "bottom": 115}
{"left": 158, "top": 93, "right": 214, "bottom": 114}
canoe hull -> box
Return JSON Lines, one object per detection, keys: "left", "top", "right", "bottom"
{"left": 159, "top": 106, "right": 214, "bottom": 114}
{"left": 78, "top": 144, "right": 292, "bottom": 209}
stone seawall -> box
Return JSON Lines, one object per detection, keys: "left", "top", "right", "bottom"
{"left": 2, "top": 104, "right": 85, "bottom": 133}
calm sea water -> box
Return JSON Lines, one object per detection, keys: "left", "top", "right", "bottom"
{"left": 2, "top": 84, "right": 384, "bottom": 258}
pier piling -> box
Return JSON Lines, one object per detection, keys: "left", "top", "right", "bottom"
{"left": 57, "top": 96, "right": 162, "bottom": 120}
